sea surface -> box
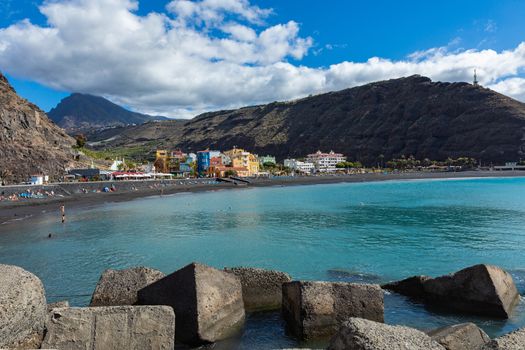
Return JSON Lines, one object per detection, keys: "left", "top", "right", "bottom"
{"left": 1, "top": 176, "right": 525, "bottom": 348}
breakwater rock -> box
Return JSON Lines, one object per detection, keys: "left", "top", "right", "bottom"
{"left": 282, "top": 281, "right": 384, "bottom": 340}
{"left": 482, "top": 327, "right": 525, "bottom": 349}
{"left": 0, "top": 264, "right": 47, "bottom": 349}
{"left": 42, "top": 305, "right": 175, "bottom": 350}
{"left": 1, "top": 262, "right": 525, "bottom": 349}
{"left": 90, "top": 266, "right": 165, "bottom": 306}
{"left": 138, "top": 262, "right": 245, "bottom": 345}
{"left": 427, "top": 323, "right": 491, "bottom": 350}
{"left": 328, "top": 317, "right": 446, "bottom": 350}
{"left": 382, "top": 264, "right": 520, "bottom": 318}
{"left": 224, "top": 266, "right": 292, "bottom": 312}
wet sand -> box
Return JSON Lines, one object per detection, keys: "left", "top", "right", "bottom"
{"left": 1, "top": 170, "right": 524, "bottom": 225}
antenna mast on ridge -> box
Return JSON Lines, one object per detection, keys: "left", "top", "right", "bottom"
{"left": 473, "top": 69, "right": 479, "bottom": 86}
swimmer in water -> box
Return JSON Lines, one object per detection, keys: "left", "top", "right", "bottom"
{"left": 60, "top": 205, "right": 65, "bottom": 223}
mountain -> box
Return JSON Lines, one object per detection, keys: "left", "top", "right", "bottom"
{"left": 89, "top": 75, "right": 525, "bottom": 164}
{"left": 48, "top": 93, "right": 168, "bottom": 133}
{"left": 0, "top": 73, "right": 76, "bottom": 184}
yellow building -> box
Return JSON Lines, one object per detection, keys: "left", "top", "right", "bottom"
{"left": 224, "top": 148, "right": 259, "bottom": 177}
{"left": 154, "top": 150, "right": 169, "bottom": 173}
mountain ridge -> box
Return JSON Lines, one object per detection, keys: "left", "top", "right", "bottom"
{"left": 89, "top": 75, "right": 525, "bottom": 164}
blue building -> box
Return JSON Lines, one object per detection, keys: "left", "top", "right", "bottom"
{"left": 197, "top": 151, "right": 211, "bottom": 176}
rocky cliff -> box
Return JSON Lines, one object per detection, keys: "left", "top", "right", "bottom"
{"left": 91, "top": 76, "right": 525, "bottom": 164}
{"left": 0, "top": 73, "right": 75, "bottom": 183}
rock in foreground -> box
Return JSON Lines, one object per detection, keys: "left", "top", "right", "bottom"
{"left": 427, "top": 323, "right": 491, "bottom": 350}
{"left": 224, "top": 267, "right": 292, "bottom": 311}
{"left": 90, "top": 266, "right": 165, "bottom": 306}
{"left": 481, "top": 327, "right": 525, "bottom": 349}
{"left": 328, "top": 317, "right": 445, "bottom": 350}
{"left": 282, "top": 281, "right": 384, "bottom": 340}
{"left": 138, "top": 262, "right": 245, "bottom": 345}
{"left": 47, "top": 300, "right": 70, "bottom": 312}
{"left": 42, "top": 305, "right": 174, "bottom": 350}
{"left": 383, "top": 264, "right": 519, "bottom": 318}
{"left": 0, "top": 264, "right": 47, "bottom": 349}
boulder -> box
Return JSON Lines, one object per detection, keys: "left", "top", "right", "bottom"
{"left": 383, "top": 265, "right": 520, "bottom": 318}
{"left": 481, "top": 327, "right": 525, "bottom": 349}
{"left": 282, "top": 281, "right": 384, "bottom": 340}
{"left": 0, "top": 264, "right": 47, "bottom": 349}
{"left": 427, "top": 323, "right": 491, "bottom": 350}
{"left": 224, "top": 267, "right": 292, "bottom": 311}
{"left": 138, "top": 262, "right": 245, "bottom": 345}
{"left": 328, "top": 317, "right": 445, "bottom": 350}
{"left": 41, "top": 305, "right": 175, "bottom": 350}
{"left": 90, "top": 266, "right": 165, "bottom": 306}
{"left": 382, "top": 275, "right": 431, "bottom": 298}
{"left": 47, "top": 300, "right": 69, "bottom": 311}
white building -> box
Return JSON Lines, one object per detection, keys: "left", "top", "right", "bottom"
{"left": 110, "top": 159, "right": 124, "bottom": 171}
{"left": 284, "top": 159, "right": 315, "bottom": 173}
{"left": 30, "top": 174, "right": 47, "bottom": 185}
{"left": 306, "top": 150, "right": 346, "bottom": 172}
{"left": 186, "top": 153, "right": 197, "bottom": 163}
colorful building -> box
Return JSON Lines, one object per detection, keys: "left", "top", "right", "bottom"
{"left": 154, "top": 150, "right": 170, "bottom": 173}
{"left": 208, "top": 165, "right": 248, "bottom": 178}
{"left": 197, "top": 151, "right": 211, "bottom": 176}
{"left": 259, "top": 155, "right": 276, "bottom": 166}
{"left": 170, "top": 149, "right": 185, "bottom": 162}
{"left": 155, "top": 149, "right": 196, "bottom": 176}
{"left": 196, "top": 150, "right": 222, "bottom": 176}
{"left": 224, "top": 148, "right": 259, "bottom": 176}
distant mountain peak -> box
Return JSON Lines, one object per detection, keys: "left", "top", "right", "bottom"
{"left": 48, "top": 93, "right": 167, "bottom": 133}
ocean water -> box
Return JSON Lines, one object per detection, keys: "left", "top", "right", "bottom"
{"left": 1, "top": 177, "right": 525, "bottom": 348}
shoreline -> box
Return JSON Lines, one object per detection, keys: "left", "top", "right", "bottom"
{"left": 1, "top": 170, "right": 524, "bottom": 225}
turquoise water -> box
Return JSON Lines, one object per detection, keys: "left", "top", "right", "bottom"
{"left": 1, "top": 177, "right": 525, "bottom": 348}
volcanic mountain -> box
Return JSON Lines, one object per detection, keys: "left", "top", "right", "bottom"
{"left": 48, "top": 93, "right": 167, "bottom": 133}
{"left": 90, "top": 75, "right": 525, "bottom": 165}
{"left": 0, "top": 73, "right": 76, "bottom": 184}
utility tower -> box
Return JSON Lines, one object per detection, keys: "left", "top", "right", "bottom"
{"left": 473, "top": 69, "right": 479, "bottom": 86}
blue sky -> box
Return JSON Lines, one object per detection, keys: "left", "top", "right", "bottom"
{"left": 0, "top": 0, "right": 524, "bottom": 116}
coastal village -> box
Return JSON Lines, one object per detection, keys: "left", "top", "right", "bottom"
{"left": 3, "top": 142, "right": 524, "bottom": 203}
{"left": 18, "top": 148, "right": 351, "bottom": 185}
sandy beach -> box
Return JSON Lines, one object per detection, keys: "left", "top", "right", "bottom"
{"left": 1, "top": 170, "right": 524, "bottom": 226}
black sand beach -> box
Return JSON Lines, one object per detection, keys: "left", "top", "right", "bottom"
{"left": 1, "top": 170, "right": 524, "bottom": 225}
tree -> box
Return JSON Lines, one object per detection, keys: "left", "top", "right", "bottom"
{"left": 378, "top": 154, "right": 385, "bottom": 168}
{"left": 336, "top": 161, "right": 363, "bottom": 169}
{"left": 224, "top": 169, "right": 237, "bottom": 177}
{"left": 75, "top": 134, "right": 87, "bottom": 148}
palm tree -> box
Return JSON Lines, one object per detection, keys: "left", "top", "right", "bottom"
{"left": 378, "top": 154, "right": 385, "bottom": 168}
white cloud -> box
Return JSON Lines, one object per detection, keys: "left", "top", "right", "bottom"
{"left": 0, "top": 0, "right": 524, "bottom": 118}
{"left": 488, "top": 77, "right": 525, "bottom": 101}
{"left": 167, "top": 0, "right": 271, "bottom": 26}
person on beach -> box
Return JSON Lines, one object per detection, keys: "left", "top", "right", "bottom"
{"left": 60, "top": 205, "right": 65, "bottom": 223}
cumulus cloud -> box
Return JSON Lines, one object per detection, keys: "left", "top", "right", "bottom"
{"left": 0, "top": 0, "right": 524, "bottom": 118}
